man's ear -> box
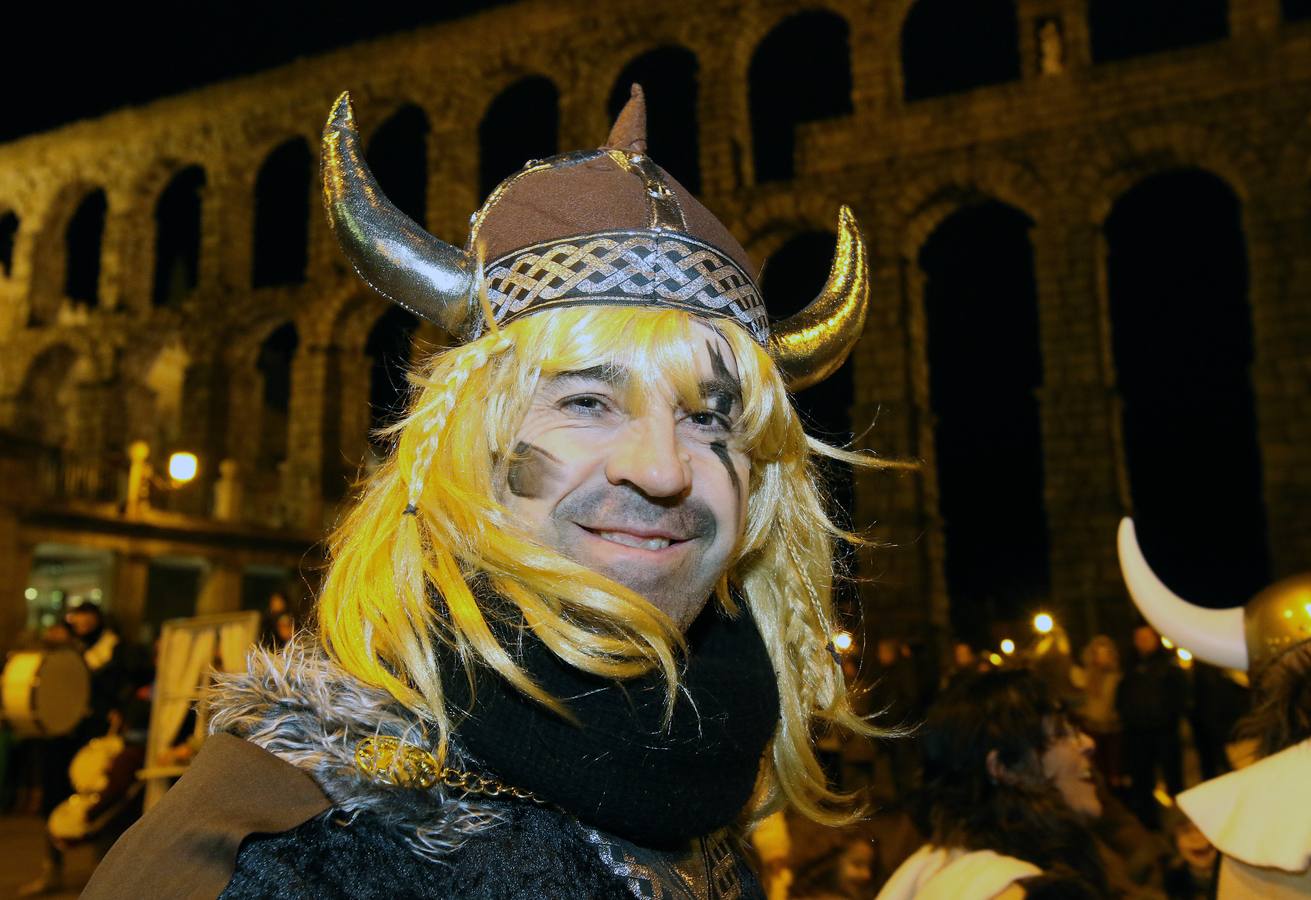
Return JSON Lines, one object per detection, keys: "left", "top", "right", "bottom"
{"left": 986, "top": 748, "right": 1018, "bottom": 786}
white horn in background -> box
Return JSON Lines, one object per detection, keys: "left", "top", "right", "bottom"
{"left": 1117, "top": 518, "right": 1248, "bottom": 671}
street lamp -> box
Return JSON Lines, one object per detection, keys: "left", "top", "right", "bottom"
{"left": 1000, "top": 638, "right": 1016, "bottom": 655}
{"left": 167, "top": 452, "right": 198, "bottom": 484}
{"left": 1033, "top": 612, "right": 1054, "bottom": 634}
{"left": 126, "top": 441, "right": 200, "bottom": 515}
{"left": 832, "top": 631, "right": 854, "bottom": 653}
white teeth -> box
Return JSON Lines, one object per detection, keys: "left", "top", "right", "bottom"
{"left": 597, "top": 531, "right": 671, "bottom": 550}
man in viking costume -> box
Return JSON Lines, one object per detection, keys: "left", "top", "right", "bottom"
{"left": 1118, "top": 519, "right": 1311, "bottom": 898}
{"left": 83, "top": 86, "right": 881, "bottom": 899}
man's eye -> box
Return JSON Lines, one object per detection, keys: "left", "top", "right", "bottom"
{"left": 560, "top": 395, "right": 609, "bottom": 416}
{"left": 686, "top": 410, "right": 731, "bottom": 431}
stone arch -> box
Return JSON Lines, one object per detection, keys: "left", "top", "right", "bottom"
{"left": 748, "top": 9, "right": 853, "bottom": 183}
{"left": 152, "top": 165, "right": 206, "bottom": 308}
{"left": 1081, "top": 123, "right": 1262, "bottom": 224}
{"left": 607, "top": 46, "right": 701, "bottom": 193}
{"left": 900, "top": 0, "right": 1021, "bottom": 101}
{"left": 893, "top": 158, "right": 1050, "bottom": 257}
{"left": 1089, "top": 0, "right": 1229, "bottom": 63}
{"left": 25, "top": 181, "right": 105, "bottom": 323}
{"left": 15, "top": 343, "right": 93, "bottom": 449}
{"left": 366, "top": 104, "right": 430, "bottom": 229}
{"left": 252, "top": 136, "right": 311, "bottom": 288}
{"left": 1104, "top": 168, "right": 1268, "bottom": 603}
{"left": 479, "top": 75, "right": 560, "bottom": 199}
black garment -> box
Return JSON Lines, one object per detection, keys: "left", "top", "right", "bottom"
{"left": 1117, "top": 649, "right": 1187, "bottom": 827}
{"left": 441, "top": 599, "right": 780, "bottom": 849}
{"left": 223, "top": 802, "right": 762, "bottom": 899}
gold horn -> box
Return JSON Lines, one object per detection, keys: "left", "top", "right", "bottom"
{"left": 321, "top": 91, "right": 476, "bottom": 335}
{"left": 767, "top": 206, "right": 870, "bottom": 391}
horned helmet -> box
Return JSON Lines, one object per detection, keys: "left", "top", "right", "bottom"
{"left": 320, "top": 85, "right": 870, "bottom": 391}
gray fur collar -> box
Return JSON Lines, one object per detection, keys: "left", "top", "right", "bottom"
{"left": 206, "top": 639, "right": 500, "bottom": 862}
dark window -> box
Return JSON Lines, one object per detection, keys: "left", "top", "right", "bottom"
{"left": 152, "top": 166, "right": 205, "bottom": 307}
{"left": 749, "top": 12, "right": 853, "bottom": 183}
{"left": 1285, "top": 0, "right": 1311, "bottom": 21}
{"left": 607, "top": 47, "right": 701, "bottom": 194}
{"left": 65, "top": 189, "right": 107, "bottom": 305}
{"left": 1, "top": 210, "right": 19, "bottom": 277}
{"left": 367, "top": 105, "right": 429, "bottom": 229}
{"left": 480, "top": 77, "right": 559, "bottom": 199}
{"left": 919, "top": 201, "right": 1049, "bottom": 643}
{"left": 901, "top": 0, "right": 1021, "bottom": 101}
{"left": 1106, "top": 169, "right": 1267, "bottom": 604}
{"left": 252, "top": 138, "right": 311, "bottom": 287}
{"left": 366, "top": 306, "right": 419, "bottom": 448}
{"left": 1090, "top": 0, "right": 1229, "bottom": 62}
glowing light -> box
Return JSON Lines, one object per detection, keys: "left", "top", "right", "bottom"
{"left": 1177, "top": 648, "right": 1193, "bottom": 662}
{"left": 90, "top": 589, "right": 102, "bottom": 600}
{"left": 1033, "top": 613, "right": 1054, "bottom": 634}
{"left": 24, "top": 587, "right": 38, "bottom": 601}
{"left": 168, "top": 452, "right": 198, "bottom": 483}
{"left": 988, "top": 652, "right": 1003, "bottom": 666}
{"left": 832, "top": 631, "right": 854, "bottom": 653}
{"left": 1000, "top": 639, "right": 1016, "bottom": 655}
{"left": 1161, "top": 636, "right": 1175, "bottom": 650}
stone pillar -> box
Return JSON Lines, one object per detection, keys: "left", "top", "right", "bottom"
{"left": 176, "top": 359, "right": 226, "bottom": 516}
{"left": 282, "top": 343, "right": 332, "bottom": 532}
{"left": 195, "top": 557, "right": 243, "bottom": 617}
{"left": 1031, "top": 216, "right": 1131, "bottom": 645}
{"left": 1246, "top": 184, "right": 1311, "bottom": 576}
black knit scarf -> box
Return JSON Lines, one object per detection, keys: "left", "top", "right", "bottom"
{"left": 440, "top": 598, "right": 780, "bottom": 849}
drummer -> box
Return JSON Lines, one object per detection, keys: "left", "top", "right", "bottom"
{"left": 17, "top": 604, "right": 137, "bottom": 897}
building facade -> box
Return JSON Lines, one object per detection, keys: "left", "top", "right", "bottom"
{"left": 1, "top": 0, "right": 1309, "bottom": 652}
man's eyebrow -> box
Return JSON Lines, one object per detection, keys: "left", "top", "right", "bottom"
{"left": 699, "top": 376, "right": 743, "bottom": 407}
{"left": 545, "top": 365, "right": 629, "bottom": 388}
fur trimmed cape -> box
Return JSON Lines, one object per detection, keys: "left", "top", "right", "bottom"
{"left": 83, "top": 642, "right": 761, "bottom": 899}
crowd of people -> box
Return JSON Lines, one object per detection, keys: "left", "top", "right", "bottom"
{"left": 764, "top": 618, "right": 1263, "bottom": 899}
{"left": 1, "top": 592, "right": 297, "bottom": 895}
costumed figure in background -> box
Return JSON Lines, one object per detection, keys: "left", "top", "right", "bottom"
{"left": 84, "top": 84, "right": 885, "bottom": 899}
{"left": 1119, "top": 518, "right": 1311, "bottom": 898}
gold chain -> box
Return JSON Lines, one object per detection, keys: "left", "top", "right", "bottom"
{"left": 354, "top": 735, "right": 544, "bottom": 804}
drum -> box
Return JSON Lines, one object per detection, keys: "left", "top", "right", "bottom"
{"left": 1, "top": 648, "right": 91, "bottom": 738}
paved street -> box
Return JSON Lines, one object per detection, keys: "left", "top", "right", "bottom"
{"left": 0, "top": 815, "right": 97, "bottom": 898}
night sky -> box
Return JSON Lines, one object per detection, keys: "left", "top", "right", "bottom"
{"left": 1, "top": 2, "right": 517, "bottom": 143}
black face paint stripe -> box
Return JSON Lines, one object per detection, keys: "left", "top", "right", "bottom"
{"left": 506, "top": 441, "right": 561, "bottom": 499}
{"left": 710, "top": 440, "right": 742, "bottom": 499}
{"left": 704, "top": 339, "right": 743, "bottom": 410}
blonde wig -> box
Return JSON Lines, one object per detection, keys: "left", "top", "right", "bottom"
{"left": 317, "top": 304, "right": 886, "bottom": 826}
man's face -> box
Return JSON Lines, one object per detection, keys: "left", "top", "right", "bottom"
{"left": 500, "top": 326, "right": 750, "bottom": 631}
{"left": 67, "top": 609, "right": 99, "bottom": 637}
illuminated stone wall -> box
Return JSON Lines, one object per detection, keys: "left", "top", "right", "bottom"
{"left": 1, "top": 0, "right": 1309, "bottom": 648}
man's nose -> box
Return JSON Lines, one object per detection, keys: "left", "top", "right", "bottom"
{"left": 605, "top": 411, "right": 692, "bottom": 499}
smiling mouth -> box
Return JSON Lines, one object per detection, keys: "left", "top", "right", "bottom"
{"left": 580, "top": 525, "right": 686, "bottom": 551}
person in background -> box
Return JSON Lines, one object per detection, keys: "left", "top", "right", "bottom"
{"left": 1116, "top": 623, "right": 1186, "bottom": 828}
{"left": 259, "top": 591, "right": 289, "bottom": 646}
{"left": 878, "top": 669, "right": 1110, "bottom": 899}
{"left": 1072, "top": 635, "right": 1124, "bottom": 789}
